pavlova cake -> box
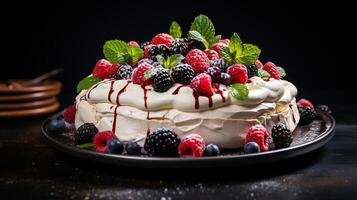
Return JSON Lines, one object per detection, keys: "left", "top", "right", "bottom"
{"left": 49, "top": 15, "right": 320, "bottom": 157}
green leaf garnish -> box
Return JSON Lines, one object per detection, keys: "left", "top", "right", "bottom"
{"left": 220, "top": 47, "right": 233, "bottom": 65}
{"left": 77, "top": 143, "right": 93, "bottom": 149}
{"left": 228, "top": 83, "right": 249, "bottom": 101}
{"left": 103, "top": 40, "right": 143, "bottom": 64}
{"left": 169, "top": 21, "right": 182, "bottom": 39}
{"left": 77, "top": 76, "right": 101, "bottom": 93}
{"left": 258, "top": 68, "right": 270, "bottom": 78}
{"left": 143, "top": 68, "right": 157, "bottom": 81}
{"left": 156, "top": 54, "right": 184, "bottom": 71}
{"left": 189, "top": 14, "right": 219, "bottom": 48}
{"left": 188, "top": 30, "right": 209, "bottom": 49}
{"left": 276, "top": 66, "right": 286, "bottom": 79}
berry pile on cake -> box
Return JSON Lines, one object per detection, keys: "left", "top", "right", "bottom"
{"left": 47, "top": 15, "right": 329, "bottom": 157}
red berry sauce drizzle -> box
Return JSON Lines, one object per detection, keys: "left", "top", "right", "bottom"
{"left": 112, "top": 81, "right": 131, "bottom": 133}
{"left": 108, "top": 80, "right": 115, "bottom": 102}
{"left": 213, "top": 84, "right": 226, "bottom": 103}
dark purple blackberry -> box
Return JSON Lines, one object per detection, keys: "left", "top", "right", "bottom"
{"left": 210, "top": 59, "right": 229, "bottom": 72}
{"left": 188, "top": 39, "right": 206, "bottom": 51}
{"left": 169, "top": 39, "right": 190, "bottom": 56}
{"left": 144, "top": 127, "right": 181, "bottom": 156}
{"left": 317, "top": 105, "right": 332, "bottom": 114}
{"left": 246, "top": 64, "right": 259, "bottom": 78}
{"left": 220, "top": 73, "right": 231, "bottom": 85}
{"left": 114, "top": 64, "right": 133, "bottom": 80}
{"left": 272, "top": 122, "right": 293, "bottom": 149}
{"left": 206, "top": 66, "right": 221, "bottom": 83}
{"left": 152, "top": 68, "right": 174, "bottom": 92}
{"left": 140, "top": 41, "right": 150, "bottom": 49}
{"left": 74, "top": 123, "right": 98, "bottom": 144}
{"left": 149, "top": 45, "right": 169, "bottom": 61}
{"left": 171, "top": 64, "right": 195, "bottom": 84}
{"left": 298, "top": 106, "right": 318, "bottom": 125}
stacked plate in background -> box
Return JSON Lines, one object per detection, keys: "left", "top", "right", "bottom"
{"left": 0, "top": 80, "right": 61, "bottom": 117}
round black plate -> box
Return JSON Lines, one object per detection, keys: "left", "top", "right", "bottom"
{"left": 42, "top": 111, "right": 335, "bottom": 169}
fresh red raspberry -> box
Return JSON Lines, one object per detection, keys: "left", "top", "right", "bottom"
{"left": 92, "top": 59, "right": 118, "bottom": 79}
{"left": 210, "top": 42, "right": 227, "bottom": 56}
{"left": 245, "top": 124, "right": 269, "bottom": 152}
{"left": 132, "top": 63, "right": 154, "bottom": 85}
{"left": 219, "top": 39, "right": 230, "bottom": 45}
{"left": 227, "top": 64, "right": 248, "bottom": 84}
{"left": 143, "top": 44, "right": 154, "bottom": 59}
{"left": 151, "top": 33, "right": 173, "bottom": 47}
{"left": 255, "top": 59, "right": 264, "bottom": 68}
{"left": 263, "top": 62, "right": 280, "bottom": 80}
{"left": 185, "top": 49, "right": 210, "bottom": 73}
{"left": 190, "top": 73, "right": 214, "bottom": 96}
{"left": 178, "top": 134, "right": 206, "bottom": 157}
{"left": 127, "top": 41, "right": 139, "bottom": 47}
{"left": 298, "top": 98, "right": 315, "bottom": 109}
{"left": 204, "top": 49, "right": 220, "bottom": 61}
{"left": 63, "top": 105, "right": 76, "bottom": 123}
{"left": 93, "top": 131, "right": 115, "bottom": 153}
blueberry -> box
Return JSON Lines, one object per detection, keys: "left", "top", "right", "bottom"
{"left": 220, "top": 73, "right": 231, "bottom": 85}
{"left": 244, "top": 142, "right": 260, "bottom": 154}
{"left": 46, "top": 119, "right": 65, "bottom": 134}
{"left": 204, "top": 144, "right": 220, "bottom": 156}
{"left": 107, "top": 139, "right": 124, "bottom": 154}
{"left": 125, "top": 141, "right": 141, "bottom": 155}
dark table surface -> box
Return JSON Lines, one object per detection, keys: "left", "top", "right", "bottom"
{"left": 1, "top": 102, "right": 357, "bottom": 200}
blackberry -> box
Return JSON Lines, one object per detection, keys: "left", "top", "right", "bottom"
{"left": 171, "top": 64, "right": 195, "bottom": 84}
{"left": 140, "top": 41, "right": 150, "bottom": 49}
{"left": 152, "top": 68, "right": 174, "bottom": 92}
{"left": 169, "top": 39, "right": 190, "bottom": 55}
{"left": 144, "top": 127, "right": 181, "bottom": 156}
{"left": 246, "top": 64, "right": 259, "bottom": 78}
{"left": 114, "top": 64, "right": 133, "bottom": 80}
{"left": 220, "top": 73, "right": 231, "bottom": 85}
{"left": 317, "top": 105, "right": 332, "bottom": 114}
{"left": 149, "top": 45, "right": 169, "bottom": 61}
{"left": 74, "top": 123, "right": 98, "bottom": 144}
{"left": 206, "top": 66, "right": 221, "bottom": 83}
{"left": 298, "top": 106, "right": 318, "bottom": 125}
{"left": 271, "top": 122, "right": 293, "bottom": 149}
{"left": 210, "top": 59, "right": 229, "bottom": 72}
{"left": 188, "top": 39, "right": 205, "bottom": 50}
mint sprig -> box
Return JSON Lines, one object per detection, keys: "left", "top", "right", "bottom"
{"left": 77, "top": 76, "right": 101, "bottom": 93}
{"left": 169, "top": 21, "right": 182, "bottom": 39}
{"left": 103, "top": 40, "right": 143, "bottom": 64}
{"left": 189, "top": 14, "right": 219, "bottom": 48}
{"left": 222, "top": 33, "right": 261, "bottom": 65}
{"left": 276, "top": 66, "right": 286, "bottom": 79}
{"left": 156, "top": 54, "right": 184, "bottom": 71}
{"left": 258, "top": 68, "right": 270, "bottom": 78}
{"left": 228, "top": 83, "right": 249, "bottom": 101}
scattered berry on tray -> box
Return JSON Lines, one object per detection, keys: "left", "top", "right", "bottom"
{"left": 107, "top": 139, "right": 124, "bottom": 154}
{"left": 93, "top": 131, "right": 115, "bottom": 153}
{"left": 204, "top": 144, "right": 220, "bottom": 156}
{"left": 317, "top": 105, "right": 332, "bottom": 114}
{"left": 178, "top": 134, "right": 206, "bottom": 157}
{"left": 114, "top": 64, "right": 133, "bottom": 80}
{"left": 298, "top": 106, "right": 318, "bottom": 125}
{"left": 47, "top": 119, "right": 66, "bottom": 134}
{"left": 271, "top": 122, "right": 293, "bottom": 149}
{"left": 92, "top": 59, "right": 118, "bottom": 79}
{"left": 125, "top": 141, "right": 142, "bottom": 155}
{"left": 74, "top": 123, "right": 98, "bottom": 144}
{"left": 245, "top": 124, "right": 270, "bottom": 152}
{"left": 64, "top": 105, "right": 76, "bottom": 123}
{"left": 144, "top": 127, "right": 181, "bottom": 156}
{"left": 185, "top": 49, "right": 210, "bottom": 73}
{"left": 244, "top": 142, "right": 260, "bottom": 154}
{"left": 171, "top": 64, "right": 195, "bottom": 84}
{"left": 297, "top": 98, "right": 315, "bottom": 109}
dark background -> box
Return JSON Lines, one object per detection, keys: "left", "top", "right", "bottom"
{"left": 2, "top": 0, "right": 356, "bottom": 119}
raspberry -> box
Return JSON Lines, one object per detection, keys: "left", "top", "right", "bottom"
{"left": 255, "top": 59, "right": 264, "bottom": 69}
{"left": 140, "top": 41, "right": 150, "bottom": 49}
{"left": 185, "top": 49, "right": 210, "bottom": 73}
{"left": 297, "top": 98, "right": 315, "bottom": 109}
{"left": 114, "top": 64, "right": 133, "bottom": 80}
{"left": 210, "top": 59, "right": 229, "bottom": 72}
{"left": 151, "top": 33, "right": 173, "bottom": 47}
{"left": 317, "top": 105, "right": 331, "bottom": 114}
{"left": 210, "top": 42, "right": 227, "bottom": 56}
{"left": 152, "top": 67, "right": 174, "bottom": 92}
{"left": 263, "top": 62, "right": 280, "bottom": 79}
{"left": 190, "top": 73, "right": 214, "bottom": 96}
{"left": 92, "top": 59, "right": 118, "bottom": 79}
{"left": 246, "top": 64, "right": 259, "bottom": 78}
{"left": 170, "top": 39, "right": 190, "bottom": 55}
{"left": 93, "top": 131, "right": 115, "bottom": 153}
{"left": 136, "top": 58, "right": 154, "bottom": 67}
{"left": 75, "top": 123, "right": 98, "bottom": 144}
{"left": 143, "top": 44, "right": 154, "bottom": 59}
{"left": 178, "top": 134, "right": 206, "bottom": 157}
{"left": 206, "top": 66, "right": 221, "bottom": 83}
{"left": 219, "top": 39, "right": 230, "bottom": 45}
{"left": 132, "top": 63, "right": 154, "bottom": 85}
{"left": 171, "top": 64, "right": 195, "bottom": 84}
{"left": 227, "top": 64, "right": 248, "bottom": 84}
{"left": 127, "top": 41, "right": 139, "bottom": 47}
{"left": 245, "top": 124, "right": 269, "bottom": 152}
{"left": 63, "top": 105, "right": 76, "bottom": 123}
{"left": 144, "top": 127, "right": 181, "bottom": 156}
{"left": 298, "top": 106, "right": 318, "bottom": 125}
{"left": 204, "top": 49, "right": 220, "bottom": 61}
{"left": 272, "top": 122, "right": 293, "bottom": 149}
{"left": 149, "top": 45, "right": 170, "bottom": 61}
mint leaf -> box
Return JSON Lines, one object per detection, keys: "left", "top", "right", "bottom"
{"left": 156, "top": 55, "right": 165, "bottom": 66}
{"left": 276, "top": 66, "right": 286, "bottom": 78}
{"left": 229, "top": 33, "right": 243, "bottom": 55}
{"left": 77, "top": 76, "right": 101, "bottom": 93}
{"left": 234, "top": 44, "right": 261, "bottom": 65}
{"left": 166, "top": 54, "right": 184, "bottom": 70}
{"left": 258, "top": 68, "right": 270, "bottom": 78}
{"left": 103, "top": 40, "right": 129, "bottom": 64}
{"left": 128, "top": 47, "right": 144, "bottom": 63}
{"left": 77, "top": 143, "right": 93, "bottom": 149}
{"left": 188, "top": 30, "right": 209, "bottom": 49}
{"left": 220, "top": 47, "right": 233, "bottom": 65}
{"left": 189, "top": 14, "right": 218, "bottom": 47}
{"left": 215, "top": 35, "right": 222, "bottom": 40}
{"left": 143, "top": 68, "right": 157, "bottom": 80}
{"left": 228, "top": 84, "right": 249, "bottom": 101}
{"left": 169, "top": 21, "right": 182, "bottom": 39}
